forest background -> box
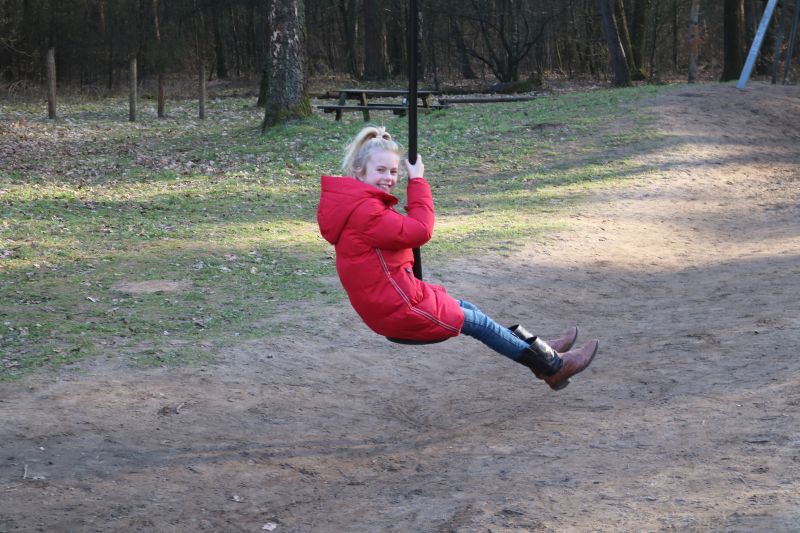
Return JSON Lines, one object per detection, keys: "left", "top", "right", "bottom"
{"left": 1, "top": 0, "right": 796, "bottom": 102}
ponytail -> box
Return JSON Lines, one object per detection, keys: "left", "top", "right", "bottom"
{"left": 341, "top": 126, "right": 402, "bottom": 178}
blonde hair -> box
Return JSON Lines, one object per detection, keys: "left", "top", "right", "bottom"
{"left": 341, "top": 126, "right": 402, "bottom": 178}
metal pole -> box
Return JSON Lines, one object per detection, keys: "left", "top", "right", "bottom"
{"left": 408, "top": 0, "right": 418, "bottom": 165}
{"left": 783, "top": 0, "right": 800, "bottom": 84}
{"left": 738, "top": 0, "right": 779, "bottom": 89}
{"left": 408, "top": 0, "right": 423, "bottom": 281}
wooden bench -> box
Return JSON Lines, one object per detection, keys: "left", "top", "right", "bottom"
{"left": 316, "top": 88, "right": 447, "bottom": 121}
{"left": 316, "top": 103, "right": 450, "bottom": 121}
{"left": 320, "top": 88, "right": 438, "bottom": 104}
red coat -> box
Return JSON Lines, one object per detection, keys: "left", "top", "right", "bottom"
{"left": 317, "top": 175, "right": 464, "bottom": 341}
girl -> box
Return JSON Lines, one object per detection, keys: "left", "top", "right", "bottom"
{"left": 317, "top": 126, "right": 598, "bottom": 390}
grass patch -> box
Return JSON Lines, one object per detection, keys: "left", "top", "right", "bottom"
{"left": 1, "top": 84, "right": 673, "bottom": 379}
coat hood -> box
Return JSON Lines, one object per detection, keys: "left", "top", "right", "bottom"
{"left": 317, "top": 175, "right": 398, "bottom": 245}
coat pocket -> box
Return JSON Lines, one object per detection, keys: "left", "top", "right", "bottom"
{"left": 393, "top": 267, "right": 423, "bottom": 305}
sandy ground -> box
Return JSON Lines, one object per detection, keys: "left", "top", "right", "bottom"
{"left": 2, "top": 82, "right": 800, "bottom": 532}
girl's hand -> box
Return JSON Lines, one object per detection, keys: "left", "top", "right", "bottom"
{"left": 404, "top": 156, "right": 424, "bottom": 180}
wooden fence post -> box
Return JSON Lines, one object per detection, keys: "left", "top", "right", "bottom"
{"left": 199, "top": 64, "right": 206, "bottom": 120}
{"left": 46, "top": 47, "right": 56, "bottom": 119}
{"left": 129, "top": 56, "right": 137, "bottom": 122}
{"left": 157, "top": 73, "right": 165, "bottom": 117}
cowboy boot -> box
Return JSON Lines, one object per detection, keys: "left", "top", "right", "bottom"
{"left": 515, "top": 337, "right": 599, "bottom": 391}
{"left": 509, "top": 324, "right": 578, "bottom": 353}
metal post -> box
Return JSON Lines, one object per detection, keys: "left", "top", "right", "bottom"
{"left": 738, "top": 0, "right": 779, "bottom": 89}
{"left": 408, "top": 0, "right": 422, "bottom": 281}
{"left": 783, "top": 0, "right": 800, "bottom": 84}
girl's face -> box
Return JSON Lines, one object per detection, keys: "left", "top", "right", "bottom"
{"left": 357, "top": 150, "right": 399, "bottom": 194}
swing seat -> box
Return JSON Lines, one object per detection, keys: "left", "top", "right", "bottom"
{"left": 385, "top": 336, "right": 448, "bottom": 345}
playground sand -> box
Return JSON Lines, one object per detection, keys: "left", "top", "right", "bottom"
{"left": 1, "top": 82, "right": 799, "bottom": 532}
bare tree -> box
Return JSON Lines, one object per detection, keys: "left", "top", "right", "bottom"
{"left": 721, "top": 0, "right": 744, "bottom": 81}
{"left": 688, "top": 0, "right": 701, "bottom": 83}
{"left": 362, "top": 0, "right": 388, "bottom": 80}
{"left": 337, "top": 0, "right": 360, "bottom": 78}
{"left": 153, "top": 0, "right": 165, "bottom": 117}
{"left": 458, "top": 0, "right": 553, "bottom": 82}
{"left": 385, "top": 0, "right": 406, "bottom": 76}
{"left": 212, "top": 2, "right": 228, "bottom": 79}
{"left": 262, "top": 0, "right": 310, "bottom": 130}
{"left": 743, "top": 0, "right": 758, "bottom": 48}
{"left": 597, "top": 0, "right": 631, "bottom": 86}
{"left": 449, "top": 11, "right": 476, "bottom": 79}
{"left": 629, "top": 0, "right": 650, "bottom": 79}
{"left": 0, "top": 0, "right": 776, "bottom": 94}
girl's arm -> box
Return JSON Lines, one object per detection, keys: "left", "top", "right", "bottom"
{"left": 351, "top": 177, "right": 435, "bottom": 250}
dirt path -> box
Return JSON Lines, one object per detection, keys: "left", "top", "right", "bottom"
{"left": 2, "top": 82, "right": 800, "bottom": 532}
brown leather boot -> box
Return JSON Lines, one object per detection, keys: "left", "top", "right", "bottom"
{"left": 542, "top": 339, "right": 598, "bottom": 391}
{"left": 546, "top": 327, "right": 579, "bottom": 353}
{"left": 509, "top": 324, "right": 578, "bottom": 353}
{"left": 514, "top": 337, "right": 599, "bottom": 391}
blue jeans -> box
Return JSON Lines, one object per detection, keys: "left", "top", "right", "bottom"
{"left": 458, "top": 300, "right": 530, "bottom": 360}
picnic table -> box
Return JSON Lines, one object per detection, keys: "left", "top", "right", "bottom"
{"left": 316, "top": 88, "right": 448, "bottom": 121}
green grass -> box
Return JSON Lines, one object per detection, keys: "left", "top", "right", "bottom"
{"left": 0, "top": 84, "right": 674, "bottom": 379}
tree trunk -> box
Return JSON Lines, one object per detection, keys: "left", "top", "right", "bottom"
{"left": 337, "top": 0, "right": 359, "bottom": 78}
{"left": 258, "top": 56, "right": 269, "bottom": 107}
{"left": 362, "top": 0, "right": 388, "bottom": 80}
{"left": 672, "top": 0, "right": 679, "bottom": 71}
{"left": 423, "top": 2, "right": 440, "bottom": 88}
{"left": 248, "top": 4, "right": 259, "bottom": 72}
{"left": 783, "top": 0, "right": 800, "bottom": 83}
{"left": 582, "top": 0, "right": 598, "bottom": 76}
{"left": 262, "top": 0, "right": 310, "bottom": 130}
{"left": 104, "top": 0, "right": 114, "bottom": 90}
{"left": 597, "top": 0, "right": 631, "bottom": 86}
{"left": 136, "top": 0, "right": 147, "bottom": 85}
{"left": 213, "top": 3, "right": 228, "bottom": 79}
{"left": 615, "top": 0, "right": 644, "bottom": 79}
{"left": 153, "top": 0, "right": 165, "bottom": 118}
{"left": 509, "top": 0, "right": 521, "bottom": 81}
{"left": 630, "top": 0, "right": 650, "bottom": 77}
{"left": 450, "top": 14, "right": 475, "bottom": 79}
{"left": 386, "top": 0, "right": 406, "bottom": 76}
{"left": 230, "top": 6, "right": 242, "bottom": 77}
{"left": 721, "top": 0, "right": 745, "bottom": 81}
{"left": 257, "top": 1, "right": 271, "bottom": 108}
{"left": 688, "top": 0, "right": 701, "bottom": 82}
{"left": 567, "top": 0, "right": 581, "bottom": 76}
{"left": 744, "top": 0, "right": 758, "bottom": 48}
{"left": 770, "top": 1, "right": 790, "bottom": 82}
{"left": 648, "top": 0, "right": 662, "bottom": 78}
